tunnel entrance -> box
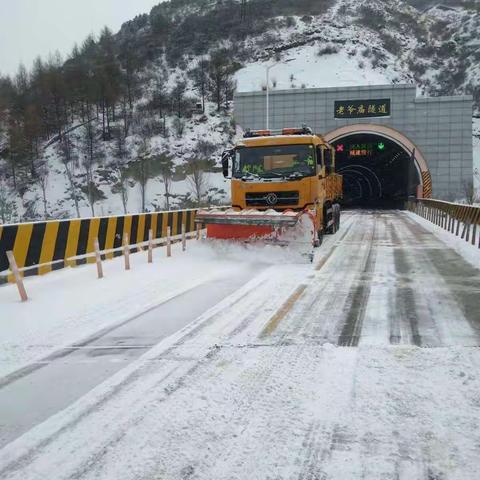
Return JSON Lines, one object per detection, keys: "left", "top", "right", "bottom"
{"left": 331, "top": 133, "right": 420, "bottom": 209}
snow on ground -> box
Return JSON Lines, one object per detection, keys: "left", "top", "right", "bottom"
{"left": 407, "top": 211, "right": 480, "bottom": 270}
{"left": 0, "top": 237, "right": 303, "bottom": 380}
{"left": 0, "top": 211, "right": 479, "bottom": 479}
{"left": 235, "top": 45, "right": 394, "bottom": 93}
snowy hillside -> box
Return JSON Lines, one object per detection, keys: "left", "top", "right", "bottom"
{"left": 29, "top": 106, "right": 235, "bottom": 219}
{"left": 0, "top": 0, "right": 479, "bottom": 222}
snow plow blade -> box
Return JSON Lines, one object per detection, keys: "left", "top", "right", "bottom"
{"left": 195, "top": 209, "right": 316, "bottom": 250}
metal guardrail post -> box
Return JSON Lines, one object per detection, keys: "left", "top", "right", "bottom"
{"left": 148, "top": 229, "right": 153, "bottom": 264}
{"left": 123, "top": 233, "right": 131, "bottom": 270}
{"left": 414, "top": 198, "right": 480, "bottom": 249}
{"left": 94, "top": 238, "right": 104, "bottom": 279}
{"left": 167, "top": 227, "right": 172, "bottom": 257}
{"left": 6, "top": 251, "right": 28, "bottom": 302}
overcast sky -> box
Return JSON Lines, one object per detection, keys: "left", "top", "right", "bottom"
{"left": 0, "top": 0, "right": 162, "bottom": 76}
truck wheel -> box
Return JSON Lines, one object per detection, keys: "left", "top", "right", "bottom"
{"left": 324, "top": 204, "right": 335, "bottom": 235}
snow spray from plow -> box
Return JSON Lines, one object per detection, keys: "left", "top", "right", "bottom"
{"left": 195, "top": 208, "right": 317, "bottom": 261}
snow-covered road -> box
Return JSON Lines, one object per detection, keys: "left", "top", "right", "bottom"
{"left": 0, "top": 211, "right": 479, "bottom": 479}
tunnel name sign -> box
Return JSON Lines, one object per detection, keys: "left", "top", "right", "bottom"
{"left": 334, "top": 99, "right": 391, "bottom": 119}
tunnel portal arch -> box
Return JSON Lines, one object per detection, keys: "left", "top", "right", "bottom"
{"left": 324, "top": 124, "right": 432, "bottom": 199}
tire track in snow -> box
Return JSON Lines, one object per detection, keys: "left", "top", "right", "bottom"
{"left": 402, "top": 215, "right": 480, "bottom": 341}
{"left": 390, "top": 223, "right": 426, "bottom": 347}
{"left": 337, "top": 213, "right": 378, "bottom": 347}
{"left": 226, "top": 212, "right": 360, "bottom": 345}
{"left": 399, "top": 214, "right": 480, "bottom": 346}
{"left": 279, "top": 213, "right": 371, "bottom": 345}
{"left": 0, "top": 270, "right": 288, "bottom": 479}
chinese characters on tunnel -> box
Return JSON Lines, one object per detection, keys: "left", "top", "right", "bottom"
{"left": 336, "top": 142, "right": 387, "bottom": 157}
{"left": 334, "top": 99, "right": 391, "bottom": 119}
{"left": 349, "top": 144, "right": 374, "bottom": 157}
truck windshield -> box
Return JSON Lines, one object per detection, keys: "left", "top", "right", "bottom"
{"left": 234, "top": 144, "right": 316, "bottom": 179}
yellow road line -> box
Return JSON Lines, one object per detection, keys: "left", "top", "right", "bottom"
{"left": 260, "top": 284, "right": 308, "bottom": 337}
{"left": 315, "top": 215, "right": 355, "bottom": 271}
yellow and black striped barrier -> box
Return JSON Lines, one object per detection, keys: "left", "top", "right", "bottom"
{"left": 421, "top": 171, "right": 432, "bottom": 199}
{"left": 0, "top": 209, "right": 199, "bottom": 283}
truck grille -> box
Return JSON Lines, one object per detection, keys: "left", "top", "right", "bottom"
{"left": 245, "top": 191, "right": 299, "bottom": 207}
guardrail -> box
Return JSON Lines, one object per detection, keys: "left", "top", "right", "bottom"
{"left": 0, "top": 209, "right": 201, "bottom": 284}
{"left": 4, "top": 225, "right": 203, "bottom": 302}
{"left": 407, "top": 199, "right": 480, "bottom": 249}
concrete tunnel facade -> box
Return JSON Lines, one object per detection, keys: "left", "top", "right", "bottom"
{"left": 233, "top": 84, "right": 473, "bottom": 204}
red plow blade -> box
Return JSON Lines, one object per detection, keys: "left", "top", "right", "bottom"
{"left": 195, "top": 209, "right": 317, "bottom": 247}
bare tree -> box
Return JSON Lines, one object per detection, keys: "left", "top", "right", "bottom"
{"left": 184, "top": 140, "right": 217, "bottom": 205}
{"left": 35, "top": 160, "right": 50, "bottom": 219}
{"left": 191, "top": 58, "right": 209, "bottom": 113}
{"left": 80, "top": 119, "right": 104, "bottom": 216}
{"left": 0, "top": 178, "right": 17, "bottom": 224}
{"left": 157, "top": 153, "right": 174, "bottom": 210}
{"left": 57, "top": 133, "right": 81, "bottom": 217}
{"left": 111, "top": 128, "right": 130, "bottom": 213}
{"left": 129, "top": 138, "right": 160, "bottom": 212}
{"left": 463, "top": 179, "right": 475, "bottom": 205}
{"left": 172, "top": 116, "right": 185, "bottom": 138}
{"left": 185, "top": 158, "right": 211, "bottom": 206}
{"left": 112, "top": 165, "right": 131, "bottom": 214}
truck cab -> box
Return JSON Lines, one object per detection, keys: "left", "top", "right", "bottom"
{"left": 222, "top": 127, "right": 343, "bottom": 237}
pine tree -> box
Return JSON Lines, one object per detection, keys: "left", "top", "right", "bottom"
{"left": 191, "top": 58, "right": 209, "bottom": 113}
{"left": 208, "top": 50, "right": 235, "bottom": 111}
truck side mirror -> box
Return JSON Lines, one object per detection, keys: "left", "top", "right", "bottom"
{"left": 221, "top": 150, "right": 231, "bottom": 178}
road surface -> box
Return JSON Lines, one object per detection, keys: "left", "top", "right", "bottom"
{"left": 0, "top": 210, "right": 479, "bottom": 479}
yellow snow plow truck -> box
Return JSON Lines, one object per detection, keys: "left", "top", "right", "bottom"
{"left": 196, "top": 126, "right": 343, "bottom": 255}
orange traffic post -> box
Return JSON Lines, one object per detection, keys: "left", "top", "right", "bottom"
{"left": 6, "top": 251, "right": 28, "bottom": 302}
{"left": 94, "top": 238, "right": 104, "bottom": 279}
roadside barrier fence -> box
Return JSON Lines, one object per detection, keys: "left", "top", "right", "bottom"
{"left": 407, "top": 198, "right": 480, "bottom": 249}
{"left": 0, "top": 209, "right": 203, "bottom": 295}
